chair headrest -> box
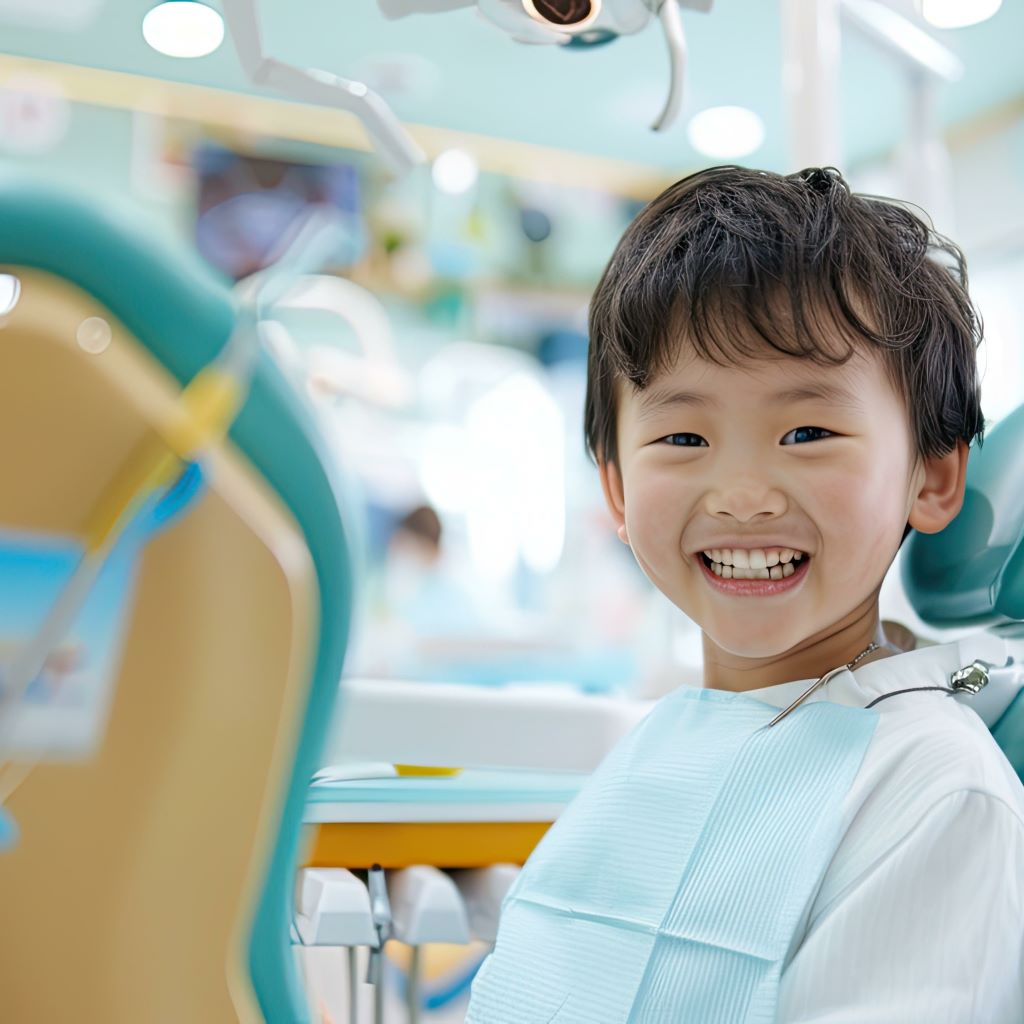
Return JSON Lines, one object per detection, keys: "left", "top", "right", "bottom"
{"left": 902, "top": 402, "right": 1024, "bottom": 632}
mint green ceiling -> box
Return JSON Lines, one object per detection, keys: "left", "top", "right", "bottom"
{"left": 0, "top": 0, "right": 1021, "bottom": 172}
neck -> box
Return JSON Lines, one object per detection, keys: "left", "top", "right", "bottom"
{"left": 701, "top": 597, "right": 898, "bottom": 693}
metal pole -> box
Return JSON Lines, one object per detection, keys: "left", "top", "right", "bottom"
{"left": 780, "top": 0, "right": 843, "bottom": 168}
{"left": 900, "top": 71, "right": 956, "bottom": 232}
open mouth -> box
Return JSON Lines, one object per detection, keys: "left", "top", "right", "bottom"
{"left": 700, "top": 552, "right": 811, "bottom": 593}
{"left": 699, "top": 550, "right": 808, "bottom": 581}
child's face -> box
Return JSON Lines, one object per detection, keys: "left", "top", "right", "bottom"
{"left": 600, "top": 344, "right": 927, "bottom": 661}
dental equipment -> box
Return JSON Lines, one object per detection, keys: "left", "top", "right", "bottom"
{"left": 295, "top": 867, "right": 378, "bottom": 1024}
{"left": 220, "top": 0, "right": 426, "bottom": 177}
{"left": 379, "top": 0, "right": 714, "bottom": 132}
{"left": 366, "top": 864, "right": 394, "bottom": 1024}
{"left": 295, "top": 867, "right": 379, "bottom": 948}
{"left": 452, "top": 864, "right": 520, "bottom": 942}
{"left": 268, "top": 274, "right": 415, "bottom": 410}
{"left": 388, "top": 865, "right": 471, "bottom": 1023}
{"left": 323, "top": 677, "right": 653, "bottom": 772}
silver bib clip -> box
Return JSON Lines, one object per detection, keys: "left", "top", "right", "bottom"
{"left": 949, "top": 660, "right": 993, "bottom": 695}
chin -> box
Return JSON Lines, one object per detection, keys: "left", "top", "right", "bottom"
{"left": 705, "top": 623, "right": 803, "bottom": 661}
{"left": 719, "top": 641, "right": 792, "bottom": 661}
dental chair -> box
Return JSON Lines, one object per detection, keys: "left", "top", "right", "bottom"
{"left": 902, "top": 401, "right": 1024, "bottom": 779}
{"left": 0, "top": 175, "right": 353, "bottom": 1023}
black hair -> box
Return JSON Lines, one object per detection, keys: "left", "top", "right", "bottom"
{"left": 584, "top": 166, "right": 985, "bottom": 479}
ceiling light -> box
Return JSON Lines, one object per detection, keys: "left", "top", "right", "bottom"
{"left": 431, "top": 149, "right": 479, "bottom": 195}
{"left": 687, "top": 106, "right": 765, "bottom": 159}
{"left": 919, "top": 0, "right": 1001, "bottom": 29}
{"left": 142, "top": 1, "right": 224, "bottom": 59}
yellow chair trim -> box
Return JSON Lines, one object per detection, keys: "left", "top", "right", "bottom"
{"left": 306, "top": 821, "right": 551, "bottom": 869}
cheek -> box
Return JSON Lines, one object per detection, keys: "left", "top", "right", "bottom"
{"left": 816, "top": 461, "right": 907, "bottom": 572}
{"left": 625, "top": 469, "right": 689, "bottom": 550}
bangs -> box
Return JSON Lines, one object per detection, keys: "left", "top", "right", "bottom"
{"left": 585, "top": 166, "right": 984, "bottom": 467}
{"left": 653, "top": 276, "right": 864, "bottom": 381}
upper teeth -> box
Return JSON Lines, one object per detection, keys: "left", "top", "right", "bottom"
{"left": 702, "top": 548, "right": 806, "bottom": 568}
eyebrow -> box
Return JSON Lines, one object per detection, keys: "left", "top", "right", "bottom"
{"left": 636, "top": 381, "right": 864, "bottom": 418}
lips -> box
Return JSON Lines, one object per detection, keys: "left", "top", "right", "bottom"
{"left": 695, "top": 549, "right": 811, "bottom": 595}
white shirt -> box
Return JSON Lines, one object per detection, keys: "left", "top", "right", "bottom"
{"left": 742, "top": 635, "right": 1024, "bottom": 1023}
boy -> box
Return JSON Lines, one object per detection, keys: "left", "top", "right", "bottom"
{"left": 466, "top": 166, "right": 1024, "bottom": 1022}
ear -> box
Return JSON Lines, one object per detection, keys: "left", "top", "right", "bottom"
{"left": 597, "top": 455, "right": 630, "bottom": 545}
{"left": 908, "top": 439, "right": 970, "bottom": 535}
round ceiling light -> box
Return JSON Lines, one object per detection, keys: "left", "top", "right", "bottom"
{"left": 432, "top": 149, "right": 479, "bottom": 195}
{"left": 686, "top": 106, "right": 765, "bottom": 159}
{"left": 142, "top": 1, "right": 224, "bottom": 59}
{"left": 920, "top": 0, "right": 1002, "bottom": 28}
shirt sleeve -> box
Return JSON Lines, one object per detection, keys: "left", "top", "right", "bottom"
{"left": 777, "top": 789, "right": 1024, "bottom": 1024}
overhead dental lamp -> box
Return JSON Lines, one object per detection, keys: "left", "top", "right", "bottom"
{"left": 379, "top": 0, "right": 715, "bottom": 131}
{"left": 167, "top": 0, "right": 712, "bottom": 180}
{"left": 217, "top": 0, "right": 427, "bottom": 177}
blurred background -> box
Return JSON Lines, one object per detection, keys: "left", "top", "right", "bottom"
{"left": 1, "top": 0, "right": 1021, "bottom": 701}
{"left": 3, "top": 4, "right": 1024, "bottom": 1022}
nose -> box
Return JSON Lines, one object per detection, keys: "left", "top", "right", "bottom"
{"left": 704, "top": 468, "right": 788, "bottom": 523}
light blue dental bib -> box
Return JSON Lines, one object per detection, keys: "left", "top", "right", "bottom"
{"left": 467, "top": 686, "right": 878, "bottom": 1023}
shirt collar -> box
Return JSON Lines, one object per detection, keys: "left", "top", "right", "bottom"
{"left": 728, "top": 634, "right": 1013, "bottom": 722}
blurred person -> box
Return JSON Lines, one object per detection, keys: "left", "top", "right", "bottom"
{"left": 352, "top": 503, "right": 484, "bottom": 677}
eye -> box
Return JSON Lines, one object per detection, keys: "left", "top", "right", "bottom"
{"left": 661, "top": 433, "right": 708, "bottom": 447}
{"left": 781, "top": 426, "right": 834, "bottom": 444}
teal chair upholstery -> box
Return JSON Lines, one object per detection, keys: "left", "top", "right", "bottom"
{"left": 0, "top": 173, "right": 354, "bottom": 1023}
{"left": 903, "top": 402, "right": 1024, "bottom": 780}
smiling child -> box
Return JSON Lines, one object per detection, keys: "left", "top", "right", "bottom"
{"left": 467, "top": 166, "right": 1024, "bottom": 1023}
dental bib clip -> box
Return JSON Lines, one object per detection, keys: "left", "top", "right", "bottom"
{"left": 950, "top": 659, "right": 998, "bottom": 695}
